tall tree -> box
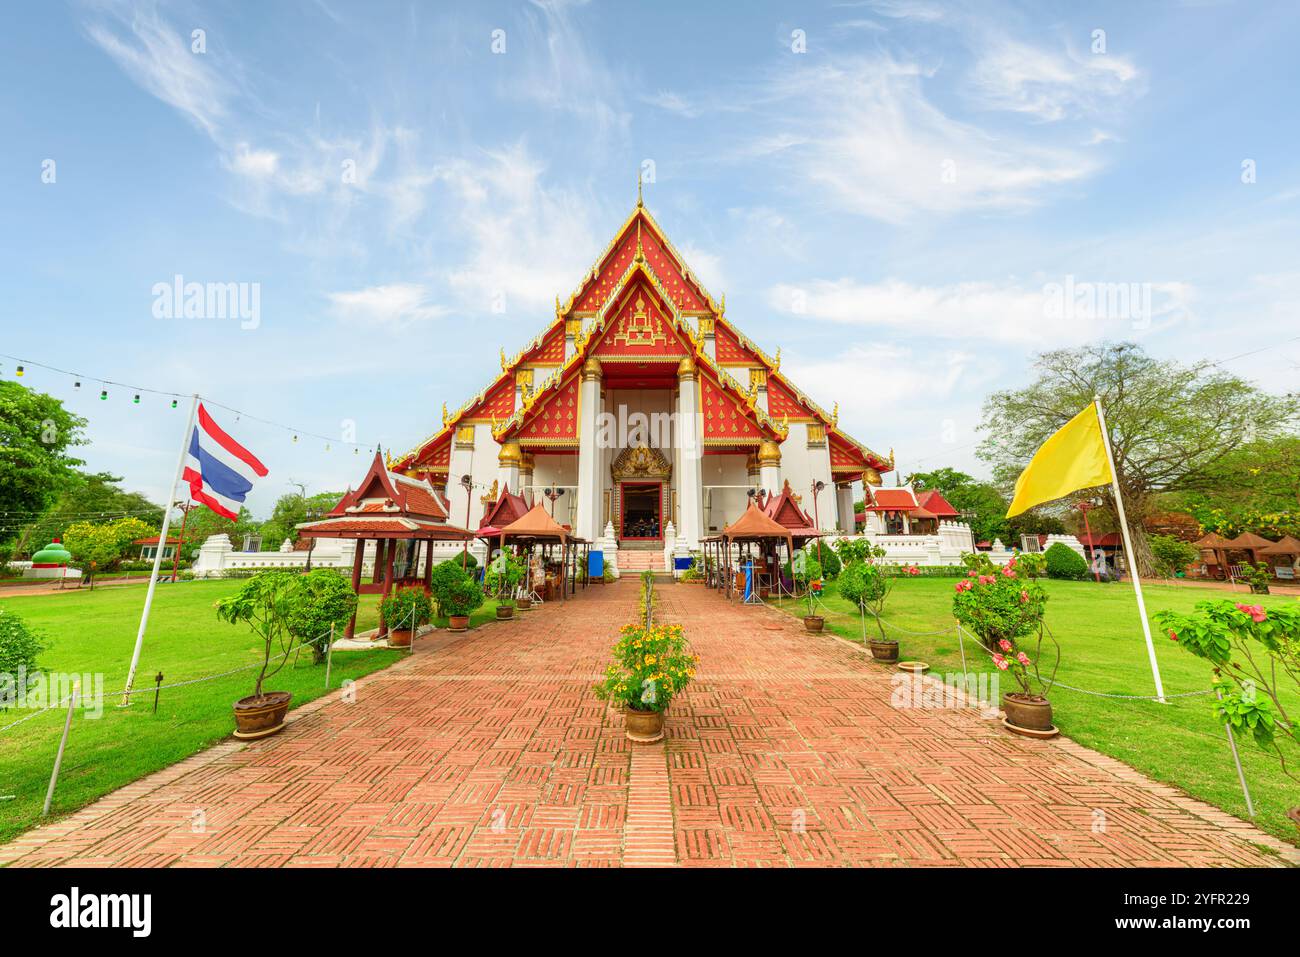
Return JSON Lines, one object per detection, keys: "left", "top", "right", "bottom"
{"left": 19, "top": 472, "right": 163, "bottom": 555}
{"left": 0, "top": 381, "right": 86, "bottom": 552}
{"left": 258, "top": 491, "right": 344, "bottom": 550}
{"left": 979, "top": 342, "right": 1295, "bottom": 575}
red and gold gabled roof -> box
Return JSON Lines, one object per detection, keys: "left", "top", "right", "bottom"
{"left": 762, "top": 480, "right": 819, "bottom": 536}
{"left": 589, "top": 277, "right": 691, "bottom": 363}
{"left": 512, "top": 368, "right": 580, "bottom": 446}
{"left": 699, "top": 364, "right": 775, "bottom": 445}
{"left": 326, "top": 452, "right": 450, "bottom": 521}
{"left": 516, "top": 320, "right": 566, "bottom": 366}
{"left": 480, "top": 483, "right": 530, "bottom": 529}
{"left": 563, "top": 204, "right": 719, "bottom": 318}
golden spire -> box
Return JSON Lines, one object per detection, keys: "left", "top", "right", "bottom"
{"left": 637, "top": 167, "right": 643, "bottom": 208}
{"left": 634, "top": 221, "right": 645, "bottom": 263}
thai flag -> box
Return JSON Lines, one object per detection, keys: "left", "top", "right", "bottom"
{"left": 182, "top": 403, "right": 268, "bottom": 520}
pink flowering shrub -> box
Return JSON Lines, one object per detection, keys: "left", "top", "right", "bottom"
{"left": 1155, "top": 600, "right": 1300, "bottom": 765}
{"left": 951, "top": 552, "right": 1057, "bottom": 699}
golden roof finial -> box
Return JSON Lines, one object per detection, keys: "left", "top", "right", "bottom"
{"left": 634, "top": 221, "right": 645, "bottom": 264}
{"left": 773, "top": 346, "right": 781, "bottom": 372}
{"left": 719, "top": 292, "right": 726, "bottom": 315}
{"left": 500, "top": 347, "right": 508, "bottom": 372}
{"left": 441, "top": 402, "right": 449, "bottom": 425}
{"left": 832, "top": 402, "right": 839, "bottom": 426}
{"left": 889, "top": 447, "right": 895, "bottom": 468}
{"left": 636, "top": 166, "right": 643, "bottom": 208}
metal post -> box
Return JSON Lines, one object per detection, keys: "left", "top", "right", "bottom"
{"left": 1216, "top": 687, "right": 1255, "bottom": 817}
{"left": 153, "top": 672, "right": 163, "bottom": 714}
{"left": 324, "top": 623, "right": 335, "bottom": 689}
{"left": 43, "top": 682, "right": 79, "bottom": 816}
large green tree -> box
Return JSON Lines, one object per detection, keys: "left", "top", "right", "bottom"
{"left": 979, "top": 342, "right": 1295, "bottom": 576}
{"left": 909, "top": 467, "right": 1064, "bottom": 546}
{"left": 0, "top": 381, "right": 86, "bottom": 553}
{"left": 257, "top": 491, "right": 344, "bottom": 550}
{"left": 18, "top": 472, "right": 163, "bottom": 556}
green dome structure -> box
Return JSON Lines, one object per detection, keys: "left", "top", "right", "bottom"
{"left": 32, "top": 538, "right": 72, "bottom": 567}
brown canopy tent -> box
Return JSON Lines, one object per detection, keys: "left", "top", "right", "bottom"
{"left": 1223, "top": 531, "right": 1276, "bottom": 567}
{"left": 496, "top": 504, "right": 589, "bottom": 602}
{"left": 1192, "top": 532, "right": 1232, "bottom": 579}
{"left": 719, "top": 503, "right": 796, "bottom": 600}
{"left": 1259, "top": 535, "right": 1300, "bottom": 581}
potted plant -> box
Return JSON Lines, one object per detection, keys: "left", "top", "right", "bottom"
{"left": 1156, "top": 599, "right": 1300, "bottom": 828}
{"left": 594, "top": 622, "right": 698, "bottom": 742}
{"left": 951, "top": 553, "right": 1057, "bottom": 735}
{"left": 379, "top": 587, "right": 432, "bottom": 647}
{"left": 215, "top": 571, "right": 305, "bottom": 739}
{"left": 485, "top": 550, "right": 524, "bottom": 620}
{"left": 789, "top": 552, "right": 824, "bottom": 632}
{"left": 445, "top": 575, "right": 484, "bottom": 631}
{"left": 283, "top": 568, "right": 358, "bottom": 663}
{"left": 838, "top": 546, "right": 914, "bottom": 661}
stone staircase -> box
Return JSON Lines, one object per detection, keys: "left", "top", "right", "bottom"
{"left": 617, "top": 541, "right": 665, "bottom": 574}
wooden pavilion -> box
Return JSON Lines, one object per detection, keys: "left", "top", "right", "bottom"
{"left": 1259, "top": 535, "right": 1300, "bottom": 581}
{"left": 1222, "top": 531, "right": 1275, "bottom": 569}
{"left": 709, "top": 501, "right": 796, "bottom": 600}
{"left": 297, "top": 452, "right": 473, "bottom": 639}
{"left": 1192, "top": 532, "right": 1232, "bottom": 579}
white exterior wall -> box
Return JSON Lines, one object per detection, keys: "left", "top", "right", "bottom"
{"left": 777, "top": 423, "right": 836, "bottom": 532}
{"left": 532, "top": 453, "right": 579, "bottom": 528}
{"left": 703, "top": 453, "right": 749, "bottom": 535}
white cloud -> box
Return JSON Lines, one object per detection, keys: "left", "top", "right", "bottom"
{"left": 767, "top": 276, "right": 1196, "bottom": 345}
{"left": 968, "top": 39, "right": 1141, "bottom": 121}
{"left": 84, "top": 7, "right": 231, "bottom": 137}
{"left": 757, "top": 57, "right": 1097, "bottom": 222}
{"left": 227, "top": 143, "right": 279, "bottom": 179}
{"left": 642, "top": 90, "right": 700, "bottom": 118}
{"left": 328, "top": 283, "right": 450, "bottom": 327}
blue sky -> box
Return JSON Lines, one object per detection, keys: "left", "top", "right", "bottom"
{"left": 3, "top": 0, "right": 1298, "bottom": 517}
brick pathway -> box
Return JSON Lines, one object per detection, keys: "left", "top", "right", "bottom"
{"left": 2, "top": 580, "right": 1294, "bottom": 868}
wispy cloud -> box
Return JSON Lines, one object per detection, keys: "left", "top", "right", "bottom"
{"left": 968, "top": 38, "right": 1141, "bottom": 121}
{"left": 327, "top": 283, "right": 450, "bottom": 328}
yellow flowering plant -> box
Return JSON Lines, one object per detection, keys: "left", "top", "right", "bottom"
{"left": 594, "top": 622, "right": 698, "bottom": 713}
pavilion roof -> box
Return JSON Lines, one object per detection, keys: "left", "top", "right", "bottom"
{"left": 1260, "top": 535, "right": 1300, "bottom": 556}
{"left": 761, "top": 481, "right": 820, "bottom": 537}
{"left": 1223, "top": 531, "right": 1275, "bottom": 550}
{"left": 327, "top": 452, "right": 450, "bottom": 521}
{"left": 480, "top": 484, "right": 530, "bottom": 530}
{"left": 723, "top": 503, "right": 795, "bottom": 542}
{"left": 296, "top": 516, "right": 472, "bottom": 540}
{"left": 498, "top": 504, "right": 569, "bottom": 542}
{"left": 916, "top": 490, "right": 960, "bottom": 518}
{"left": 863, "top": 486, "right": 920, "bottom": 511}
{"left": 1193, "top": 532, "right": 1232, "bottom": 549}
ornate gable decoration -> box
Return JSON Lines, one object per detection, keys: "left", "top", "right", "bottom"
{"left": 767, "top": 376, "right": 816, "bottom": 422}
{"left": 520, "top": 323, "right": 566, "bottom": 365}
{"left": 611, "top": 444, "right": 672, "bottom": 481}
{"left": 515, "top": 372, "right": 580, "bottom": 445}
{"left": 714, "top": 322, "right": 760, "bottom": 365}
{"left": 700, "top": 370, "right": 765, "bottom": 445}
{"left": 591, "top": 280, "right": 689, "bottom": 361}
{"left": 568, "top": 212, "right": 714, "bottom": 317}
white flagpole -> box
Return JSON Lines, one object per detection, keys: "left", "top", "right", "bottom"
{"left": 1094, "top": 396, "right": 1167, "bottom": 703}
{"left": 121, "top": 393, "right": 200, "bottom": 705}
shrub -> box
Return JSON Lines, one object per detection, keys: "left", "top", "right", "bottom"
{"left": 593, "top": 623, "right": 697, "bottom": 713}
{"left": 808, "top": 541, "right": 840, "bottom": 579}
{"left": 380, "top": 587, "right": 432, "bottom": 633}
{"left": 214, "top": 571, "right": 304, "bottom": 699}
{"left": 484, "top": 550, "right": 525, "bottom": 603}
{"left": 0, "top": 609, "right": 45, "bottom": 708}
{"left": 951, "top": 553, "right": 1057, "bottom": 697}
{"left": 1155, "top": 600, "right": 1300, "bottom": 762}
{"left": 430, "top": 559, "right": 471, "bottom": 617}
{"left": 444, "top": 576, "right": 484, "bottom": 618}
{"left": 1044, "top": 542, "right": 1088, "bottom": 580}
{"left": 1149, "top": 534, "right": 1198, "bottom": 578}
{"left": 284, "top": 568, "right": 359, "bottom": 663}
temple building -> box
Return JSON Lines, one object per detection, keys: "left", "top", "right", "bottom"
{"left": 389, "top": 191, "right": 891, "bottom": 570}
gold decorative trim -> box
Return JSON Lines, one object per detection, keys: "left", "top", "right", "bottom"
{"left": 611, "top": 444, "right": 672, "bottom": 482}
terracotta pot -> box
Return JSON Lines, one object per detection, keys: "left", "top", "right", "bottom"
{"left": 517, "top": 597, "right": 533, "bottom": 611}
{"left": 496, "top": 604, "right": 515, "bottom": 620}
{"left": 388, "top": 628, "right": 412, "bottom": 648}
{"left": 803, "top": 615, "right": 824, "bottom": 633}
{"left": 624, "top": 707, "right": 665, "bottom": 743}
{"left": 1002, "top": 692, "right": 1053, "bottom": 731}
{"left": 448, "top": 614, "right": 470, "bottom": 632}
{"left": 232, "top": 691, "right": 292, "bottom": 739}
{"left": 869, "top": 639, "right": 900, "bottom": 662}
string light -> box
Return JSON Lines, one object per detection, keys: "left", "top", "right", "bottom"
{"left": 1, "top": 351, "right": 383, "bottom": 454}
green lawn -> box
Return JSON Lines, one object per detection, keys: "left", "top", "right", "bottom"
{"left": 0, "top": 581, "right": 496, "bottom": 846}
{"left": 769, "top": 578, "right": 1300, "bottom": 847}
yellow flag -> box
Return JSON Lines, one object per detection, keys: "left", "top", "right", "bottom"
{"left": 1005, "top": 403, "right": 1113, "bottom": 518}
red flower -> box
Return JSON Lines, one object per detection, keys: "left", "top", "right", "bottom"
{"left": 1234, "top": 603, "right": 1267, "bottom": 623}
{"left": 1167, "top": 629, "right": 1178, "bottom": 642}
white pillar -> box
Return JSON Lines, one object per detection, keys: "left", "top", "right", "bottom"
{"left": 576, "top": 357, "right": 603, "bottom": 541}
{"left": 836, "top": 483, "right": 855, "bottom": 533}
{"left": 675, "top": 356, "right": 704, "bottom": 547}
{"left": 519, "top": 453, "right": 534, "bottom": 505}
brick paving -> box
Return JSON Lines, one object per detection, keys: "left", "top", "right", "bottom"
{"left": 1, "top": 579, "right": 1295, "bottom": 868}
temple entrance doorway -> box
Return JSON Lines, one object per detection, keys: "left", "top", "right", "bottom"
{"left": 620, "top": 481, "right": 662, "bottom": 541}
